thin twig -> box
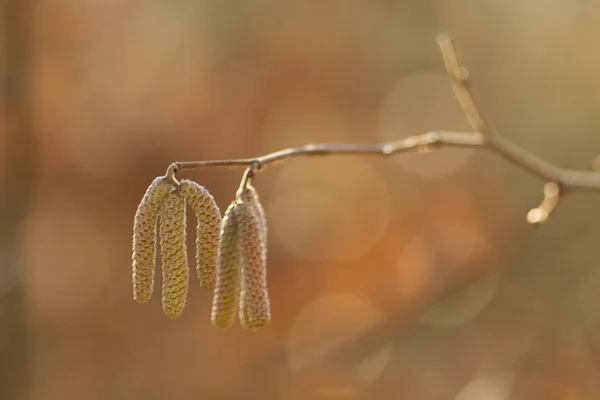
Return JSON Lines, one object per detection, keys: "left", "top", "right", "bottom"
{"left": 436, "top": 34, "right": 489, "bottom": 135}
{"left": 435, "top": 34, "right": 598, "bottom": 193}
{"left": 171, "top": 131, "right": 484, "bottom": 173}
{"left": 163, "top": 34, "right": 600, "bottom": 225}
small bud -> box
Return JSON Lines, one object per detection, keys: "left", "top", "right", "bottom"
{"left": 238, "top": 189, "right": 270, "bottom": 330}
{"left": 132, "top": 177, "right": 172, "bottom": 303}
{"left": 159, "top": 190, "right": 189, "bottom": 319}
{"left": 180, "top": 180, "right": 222, "bottom": 290}
{"left": 211, "top": 202, "right": 242, "bottom": 328}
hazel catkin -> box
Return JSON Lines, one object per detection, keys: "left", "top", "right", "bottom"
{"left": 159, "top": 189, "right": 189, "bottom": 319}
{"left": 242, "top": 184, "right": 267, "bottom": 246}
{"left": 179, "top": 179, "right": 222, "bottom": 290}
{"left": 211, "top": 202, "right": 242, "bottom": 328}
{"left": 132, "top": 176, "right": 172, "bottom": 303}
{"left": 237, "top": 195, "right": 271, "bottom": 330}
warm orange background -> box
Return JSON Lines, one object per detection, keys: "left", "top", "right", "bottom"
{"left": 2, "top": 1, "right": 600, "bottom": 399}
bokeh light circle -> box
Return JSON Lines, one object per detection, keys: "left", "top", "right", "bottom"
{"left": 261, "top": 92, "right": 391, "bottom": 263}
{"left": 454, "top": 370, "right": 515, "bottom": 400}
{"left": 418, "top": 273, "right": 498, "bottom": 328}
{"left": 378, "top": 71, "right": 475, "bottom": 178}
{"left": 21, "top": 195, "right": 115, "bottom": 321}
{"left": 268, "top": 158, "right": 391, "bottom": 263}
{"left": 287, "top": 295, "right": 392, "bottom": 394}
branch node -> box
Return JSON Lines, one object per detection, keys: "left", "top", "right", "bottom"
{"left": 250, "top": 160, "right": 262, "bottom": 172}
{"left": 382, "top": 144, "right": 394, "bottom": 155}
{"left": 455, "top": 66, "right": 470, "bottom": 82}
{"left": 418, "top": 132, "right": 442, "bottom": 153}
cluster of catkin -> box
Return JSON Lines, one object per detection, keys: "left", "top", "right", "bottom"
{"left": 131, "top": 176, "right": 271, "bottom": 330}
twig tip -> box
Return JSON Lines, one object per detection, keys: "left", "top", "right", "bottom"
{"left": 526, "top": 208, "right": 548, "bottom": 225}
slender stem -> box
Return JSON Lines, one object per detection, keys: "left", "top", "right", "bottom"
{"left": 161, "top": 34, "right": 600, "bottom": 226}
{"left": 436, "top": 34, "right": 489, "bottom": 135}
{"left": 172, "top": 131, "right": 484, "bottom": 172}
{"left": 168, "top": 129, "right": 600, "bottom": 191}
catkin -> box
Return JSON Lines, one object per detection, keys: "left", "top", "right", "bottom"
{"left": 211, "top": 202, "right": 242, "bottom": 328}
{"left": 179, "top": 179, "right": 222, "bottom": 290}
{"left": 132, "top": 176, "right": 172, "bottom": 303}
{"left": 238, "top": 188, "right": 271, "bottom": 330}
{"left": 242, "top": 184, "right": 267, "bottom": 246}
{"left": 159, "top": 190, "right": 189, "bottom": 319}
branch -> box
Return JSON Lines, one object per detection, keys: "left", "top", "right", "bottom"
{"left": 436, "top": 34, "right": 488, "bottom": 135}
{"left": 162, "top": 34, "right": 600, "bottom": 225}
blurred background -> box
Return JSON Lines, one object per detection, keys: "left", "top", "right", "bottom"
{"left": 2, "top": 0, "right": 600, "bottom": 399}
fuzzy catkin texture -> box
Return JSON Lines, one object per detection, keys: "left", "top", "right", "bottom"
{"left": 180, "top": 179, "right": 222, "bottom": 291}
{"left": 132, "top": 177, "right": 172, "bottom": 303}
{"left": 237, "top": 200, "right": 270, "bottom": 330}
{"left": 159, "top": 190, "right": 189, "bottom": 319}
{"left": 242, "top": 184, "right": 267, "bottom": 247}
{"left": 211, "top": 202, "right": 242, "bottom": 328}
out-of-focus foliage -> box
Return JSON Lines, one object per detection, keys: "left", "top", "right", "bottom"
{"left": 2, "top": 0, "right": 600, "bottom": 399}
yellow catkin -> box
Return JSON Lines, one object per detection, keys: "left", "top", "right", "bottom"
{"left": 242, "top": 184, "right": 267, "bottom": 245}
{"left": 179, "top": 179, "right": 222, "bottom": 290}
{"left": 159, "top": 190, "right": 189, "bottom": 319}
{"left": 211, "top": 202, "right": 242, "bottom": 328}
{"left": 132, "top": 176, "right": 172, "bottom": 303}
{"left": 238, "top": 190, "right": 270, "bottom": 330}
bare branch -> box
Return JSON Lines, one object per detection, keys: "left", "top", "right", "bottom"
{"left": 161, "top": 34, "right": 600, "bottom": 226}
{"left": 436, "top": 33, "right": 489, "bottom": 135}
{"left": 170, "top": 131, "right": 484, "bottom": 173}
